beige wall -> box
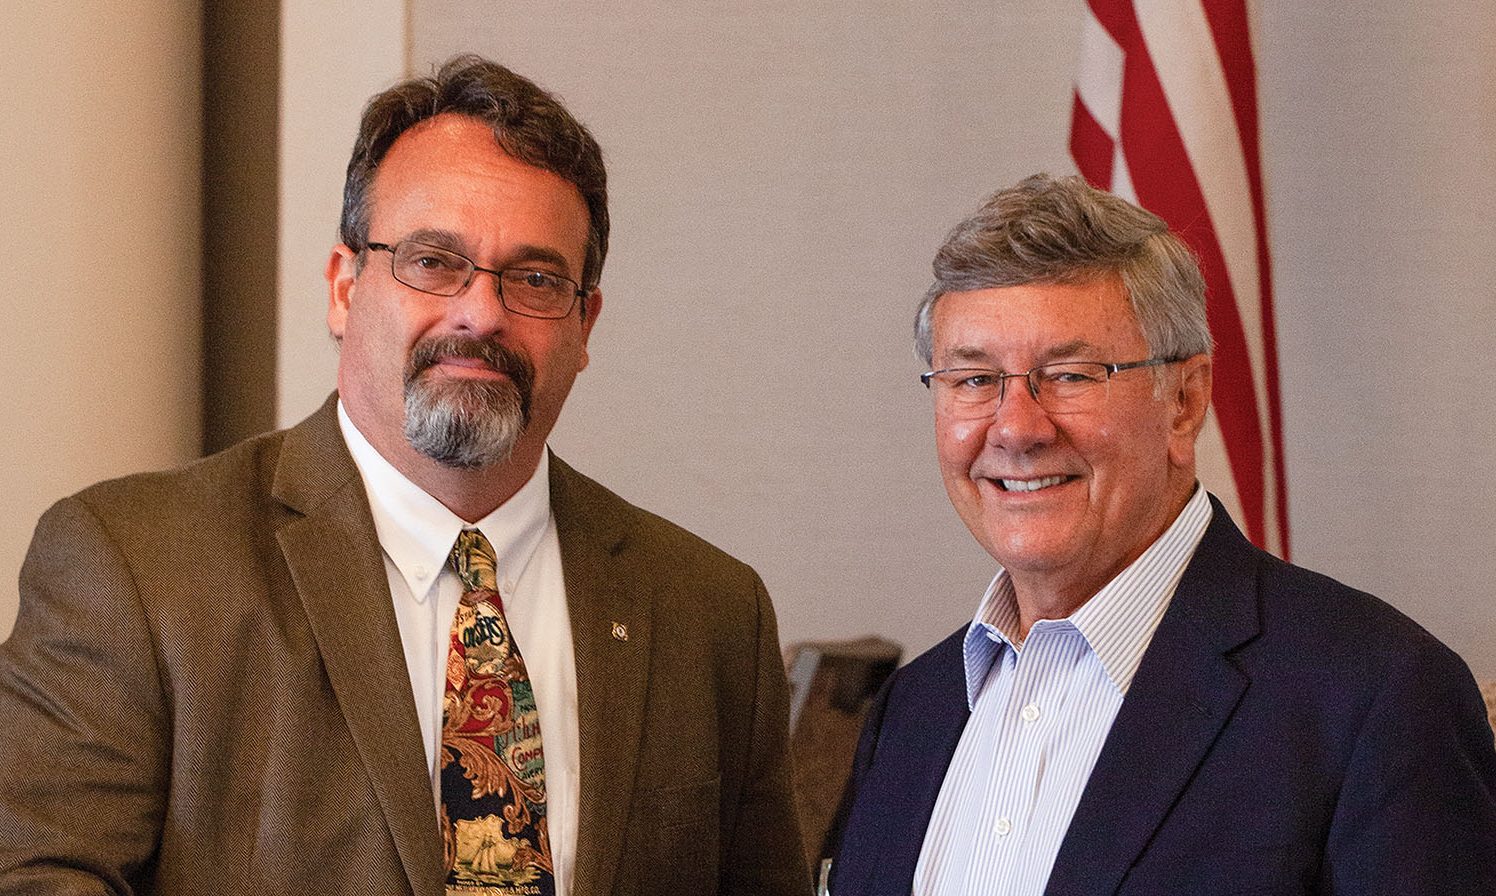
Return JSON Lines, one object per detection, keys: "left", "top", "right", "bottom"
{"left": 0, "top": 2, "right": 202, "bottom": 636}
{"left": 8, "top": 2, "right": 1496, "bottom": 685}
{"left": 1260, "top": 4, "right": 1496, "bottom": 677}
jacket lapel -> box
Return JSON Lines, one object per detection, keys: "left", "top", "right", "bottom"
{"left": 550, "top": 457, "right": 653, "bottom": 896}
{"left": 872, "top": 632, "right": 973, "bottom": 895}
{"left": 271, "top": 398, "right": 444, "bottom": 896}
{"left": 1043, "top": 499, "right": 1262, "bottom": 896}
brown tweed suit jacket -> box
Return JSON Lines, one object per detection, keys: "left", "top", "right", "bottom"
{"left": 0, "top": 397, "right": 808, "bottom": 896}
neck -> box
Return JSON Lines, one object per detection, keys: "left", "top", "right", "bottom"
{"left": 361, "top": 418, "right": 545, "bottom": 522}
{"left": 402, "top": 444, "right": 543, "bottom": 522}
{"left": 1008, "top": 588, "right": 1092, "bottom": 643}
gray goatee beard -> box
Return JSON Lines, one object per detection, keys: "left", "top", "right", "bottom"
{"left": 402, "top": 336, "right": 535, "bottom": 470}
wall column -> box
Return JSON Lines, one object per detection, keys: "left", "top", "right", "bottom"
{"left": 0, "top": 2, "right": 203, "bottom": 635}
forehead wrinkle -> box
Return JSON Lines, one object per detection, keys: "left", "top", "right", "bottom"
{"left": 940, "top": 338, "right": 1109, "bottom": 371}
{"left": 1039, "top": 339, "right": 1108, "bottom": 362}
{"left": 942, "top": 345, "right": 995, "bottom": 366}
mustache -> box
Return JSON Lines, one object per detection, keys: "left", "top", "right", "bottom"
{"left": 404, "top": 335, "right": 536, "bottom": 399}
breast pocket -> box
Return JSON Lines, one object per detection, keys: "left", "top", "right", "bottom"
{"left": 1118, "top": 842, "right": 1309, "bottom": 896}
{"left": 627, "top": 776, "right": 721, "bottom": 896}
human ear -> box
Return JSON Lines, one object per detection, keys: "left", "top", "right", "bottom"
{"left": 325, "top": 244, "right": 359, "bottom": 342}
{"left": 1168, "top": 354, "right": 1213, "bottom": 465}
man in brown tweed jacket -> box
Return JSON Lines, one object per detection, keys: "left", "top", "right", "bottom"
{"left": 0, "top": 56, "right": 807, "bottom": 896}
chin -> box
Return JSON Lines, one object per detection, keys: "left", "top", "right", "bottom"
{"left": 981, "top": 528, "right": 1086, "bottom": 573}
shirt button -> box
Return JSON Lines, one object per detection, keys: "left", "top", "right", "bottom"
{"left": 1021, "top": 703, "right": 1041, "bottom": 723}
{"left": 413, "top": 564, "right": 430, "bottom": 581}
{"left": 995, "top": 817, "right": 1012, "bottom": 836}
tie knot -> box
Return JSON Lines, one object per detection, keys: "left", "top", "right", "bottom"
{"left": 450, "top": 529, "right": 499, "bottom": 593}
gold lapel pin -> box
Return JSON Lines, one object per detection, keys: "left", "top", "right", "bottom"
{"left": 611, "top": 621, "right": 629, "bottom": 642}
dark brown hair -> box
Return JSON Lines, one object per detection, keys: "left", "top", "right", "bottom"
{"left": 340, "top": 54, "right": 609, "bottom": 290}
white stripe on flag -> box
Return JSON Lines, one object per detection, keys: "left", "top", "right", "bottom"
{"left": 1076, "top": 10, "right": 1125, "bottom": 138}
{"left": 1134, "top": 0, "right": 1281, "bottom": 551}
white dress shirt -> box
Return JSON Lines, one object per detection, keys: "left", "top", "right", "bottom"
{"left": 337, "top": 402, "right": 580, "bottom": 895}
{"left": 913, "top": 487, "right": 1212, "bottom": 896}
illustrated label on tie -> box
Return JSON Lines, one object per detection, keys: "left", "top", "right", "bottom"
{"left": 499, "top": 701, "right": 546, "bottom": 780}
{"left": 463, "top": 613, "right": 507, "bottom": 650}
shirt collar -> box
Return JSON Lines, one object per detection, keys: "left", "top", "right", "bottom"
{"left": 961, "top": 486, "right": 1213, "bottom": 709}
{"left": 337, "top": 399, "right": 552, "bottom": 604}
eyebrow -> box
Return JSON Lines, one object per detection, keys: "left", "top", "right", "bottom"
{"left": 401, "top": 227, "right": 466, "bottom": 252}
{"left": 400, "top": 227, "right": 577, "bottom": 278}
{"left": 502, "top": 244, "right": 574, "bottom": 277}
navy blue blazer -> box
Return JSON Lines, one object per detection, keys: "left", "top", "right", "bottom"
{"left": 830, "top": 499, "right": 1496, "bottom": 895}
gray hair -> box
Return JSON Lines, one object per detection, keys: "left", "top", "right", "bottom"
{"left": 914, "top": 174, "right": 1213, "bottom": 365}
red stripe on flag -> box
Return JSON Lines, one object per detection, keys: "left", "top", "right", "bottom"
{"left": 1086, "top": 0, "right": 1135, "bottom": 40}
{"left": 1070, "top": 95, "right": 1115, "bottom": 187}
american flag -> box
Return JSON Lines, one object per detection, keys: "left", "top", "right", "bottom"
{"left": 1069, "top": 0, "right": 1288, "bottom": 557}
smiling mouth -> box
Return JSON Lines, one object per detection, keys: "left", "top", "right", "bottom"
{"left": 998, "top": 475, "right": 1069, "bottom": 492}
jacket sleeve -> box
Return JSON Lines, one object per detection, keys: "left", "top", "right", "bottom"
{"left": 1323, "top": 634, "right": 1496, "bottom": 894}
{"left": 0, "top": 496, "right": 170, "bottom": 894}
{"left": 719, "top": 575, "right": 813, "bottom": 896}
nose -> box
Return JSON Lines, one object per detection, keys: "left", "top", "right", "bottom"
{"left": 994, "top": 370, "right": 1040, "bottom": 409}
{"left": 985, "top": 374, "right": 1057, "bottom": 451}
{"left": 446, "top": 271, "right": 512, "bottom": 335}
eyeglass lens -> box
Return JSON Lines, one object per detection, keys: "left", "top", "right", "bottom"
{"left": 387, "top": 241, "right": 578, "bottom": 318}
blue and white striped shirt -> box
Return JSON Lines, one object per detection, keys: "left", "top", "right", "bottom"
{"left": 912, "top": 487, "right": 1212, "bottom": 896}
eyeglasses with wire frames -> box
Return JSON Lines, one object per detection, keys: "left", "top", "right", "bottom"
{"left": 920, "top": 358, "right": 1179, "bottom": 417}
{"left": 365, "top": 240, "right": 588, "bottom": 320}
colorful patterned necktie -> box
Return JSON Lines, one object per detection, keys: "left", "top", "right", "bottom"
{"left": 440, "top": 529, "right": 554, "bottom": 896}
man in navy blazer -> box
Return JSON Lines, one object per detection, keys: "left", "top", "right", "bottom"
{"left": 828, "top": 175, "right": 1496, "bottom": 895}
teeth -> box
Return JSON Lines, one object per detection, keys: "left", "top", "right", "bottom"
{"left": 1001, "top": 475, "right": 1067, "bottom": 492}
